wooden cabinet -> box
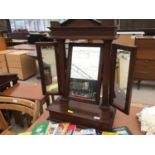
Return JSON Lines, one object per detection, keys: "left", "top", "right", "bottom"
{"left": 134, "top": 37, "right": 155, "bottom": 88}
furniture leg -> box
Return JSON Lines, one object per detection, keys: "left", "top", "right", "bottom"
{"left": 137, "top": 80, "right": 141, "bottom": 90}
{"left": 46, "top": 96, "right": 50, "bottom": 107}
{"left": 13, "top": 111, "right": 25, "bottom": 128}
{"left": 39, "top": 100, "right": 44, "bottom": 114}
{"left": 51, "top": 95, "right": 55, "bottom": 102}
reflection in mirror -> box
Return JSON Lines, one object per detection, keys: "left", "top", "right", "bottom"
{"left": 113, "top": 49, "right": 131, "bottom": 109}
{"left": 69, "top": 46, "right": 101, "bottom": 101}
{"left": 41, "top": 46, "right": 58, "bottom": 94}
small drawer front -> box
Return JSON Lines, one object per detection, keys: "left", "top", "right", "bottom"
{"left": 134, "top": 72, "right": 155, "bottom": 80}
{"left": 134, "top": 60, "right": 155, "bottom": 73}
{"left": 137, "top": 48, "right": 155, "bottom": 60}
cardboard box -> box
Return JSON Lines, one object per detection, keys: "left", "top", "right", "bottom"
{"left": 0, "top": 37, "right": 7, "bottom": 51}
{"left": 0, "top": 50, "right": 13, "bottom": 73}
{"left": 0, "top": 65, "right": 8, "bottom": 73}
{"left": 6, "top": 50, "right": 37, "bottom": 80}
{"left": 8, "top": 67, "right": 36, "bottom": 80}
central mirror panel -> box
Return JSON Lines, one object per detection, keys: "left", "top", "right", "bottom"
{"left": 68, "top": 43, "right": 102, "bottom": 103}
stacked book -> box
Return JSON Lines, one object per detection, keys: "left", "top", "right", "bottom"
{"left": 19, "top": 121, "right": 132, "bottom": 135}
{"left": 31, "top": 121, "right": 97, "bottom": 135}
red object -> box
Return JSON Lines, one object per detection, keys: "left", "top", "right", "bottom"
{"left": 68, "top": 125, "right": 76, "bottom": 130}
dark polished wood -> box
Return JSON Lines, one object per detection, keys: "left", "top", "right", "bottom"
{"left": 36, "top": 19, "right": 136, "bottom": 131}
{"left": 102, "top": 40, "right": 113, "bottom": 107}
{"left": 36, "top": 42, "right": 60, "bottom": 96}
{"left": 111, "top": 44, "right": 137, "bottom": 114}
{"left": 48, "top": 97, "right": 116, "bottom": 131}
{"left": 56, "top": 39, "right": 67, "bottom": 97}
{"left": 50, "top": 19, "right": 118, "bottom": 40}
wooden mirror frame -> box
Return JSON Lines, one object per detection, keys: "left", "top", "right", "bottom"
{"left": 66, "top": 43, "right": 103, "bottom": 104}
{"left": 110, "top": 44, "right": 137, "bottom": 114}
{"left": 36, "top": 42, "right": 61, "bottom": 95}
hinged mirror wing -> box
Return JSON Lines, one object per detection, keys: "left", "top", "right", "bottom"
{"left": 110, "top": 44, "right": 137, "bottom": 114}
{"left": 66, "top": 43, "right": 103, "bottom": 104}
{"left": 36, "top": 42, "right": 60, "bottom": 95}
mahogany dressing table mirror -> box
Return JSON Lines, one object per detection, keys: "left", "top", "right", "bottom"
{"left": 36, "top": 19, "right": 137, "bottom": 131}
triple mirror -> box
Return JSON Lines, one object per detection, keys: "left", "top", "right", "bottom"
{"left": 37, "top": 42, "right": 136, "bottom": 115}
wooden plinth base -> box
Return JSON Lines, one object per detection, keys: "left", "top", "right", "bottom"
{"left": 48, "top": 98, "right": 116, "bottom": 131}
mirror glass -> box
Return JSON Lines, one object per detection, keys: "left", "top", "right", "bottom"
{"left": 113, "top": 49, "right": 131, "bottom": 109}
{"left": 69, "top": 46, "right": 101, "bottom": 101}
{"left": 40, "top": 45, "right": 58, "bottom": 94}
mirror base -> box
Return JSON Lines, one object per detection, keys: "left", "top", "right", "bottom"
{"left": 48, "top": 97, "right": 116, "bottom": 131}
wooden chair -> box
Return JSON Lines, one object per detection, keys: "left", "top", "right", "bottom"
{"left": 0, "top": 96, "right": 40, "bottom": 135}
{"left": 0, "top": 74, "right": 50, "bottom": 128}
{"left": 0, "top": 111, "right": 12, "bottom": 135}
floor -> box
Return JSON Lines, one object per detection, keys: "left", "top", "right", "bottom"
{"left": 132, "top": 81, "right": 155, "bottom": 107}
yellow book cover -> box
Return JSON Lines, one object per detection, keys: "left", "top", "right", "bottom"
{"left": 18, "top": 132, "right": 32, "bottom": 135}
{"left": 102, "top": 131, "right": 118, "bottom": 135}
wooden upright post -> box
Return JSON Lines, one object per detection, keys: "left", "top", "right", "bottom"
{"left": 56, "top": 39, "right": 68, "bottom": 98}
{"left": 101, "top": 40, "right": 113, "bottom": 107}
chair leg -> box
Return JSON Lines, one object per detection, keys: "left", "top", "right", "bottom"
{"left": 39, "top": 101, "right": 43, "bottom": 114}
{"left": 39, "top": 96, "right": 51, "bottom": 115}
{"left": 137, "top": 80, "right": 141, "bottom": 90}
{"left": 46, "top": 96, "right": 50, "bottom": 107}
{"left": 51, "top": 95, "right": 55, "bottom": 102}
{"left": 13, "top": 111, "right": 25, "bottom": 128}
